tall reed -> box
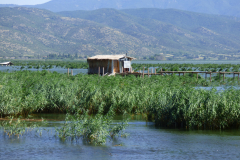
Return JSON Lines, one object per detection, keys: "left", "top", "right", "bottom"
{"left": 0, "top": 70, "right": 240, "bottom": 129}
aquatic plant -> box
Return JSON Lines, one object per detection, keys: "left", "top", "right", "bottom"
{"left": 0, "top": 116, "right": 47, "bottom": 138}
{"left": 56, "top": 111, "right": 128, "bottom": 145}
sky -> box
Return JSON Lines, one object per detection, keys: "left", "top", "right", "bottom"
{"left": 0, "top": 0, "right": 51, "bottom": 5}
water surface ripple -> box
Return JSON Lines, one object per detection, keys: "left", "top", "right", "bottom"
{"left": 1, "top": 119, "right": 240, "bottom": 160}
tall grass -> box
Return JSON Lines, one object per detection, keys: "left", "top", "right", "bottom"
{"left": 0, "top": 70, "right": 240, "bottom": 129}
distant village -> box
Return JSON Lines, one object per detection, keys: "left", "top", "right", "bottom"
{"left": 1, "top": 52, "right": 240, "bottom": 61}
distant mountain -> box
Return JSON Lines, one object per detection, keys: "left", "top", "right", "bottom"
{"left": 58, "top": 8, "right": 240, "bottom": 56}
{"left": 18, "top": 0, "right": 240, "bottom": 17}
{"left": 0, "top": 7, "right": 146, "bottom": 58}
{"left": 1, "top": 7, "right": 240, "bottom": 60}
{"left": 0, "top": 4, "right": 18, "bottom": 7}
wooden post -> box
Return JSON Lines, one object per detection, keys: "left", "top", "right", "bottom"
{"left": 71, "top": 69, "right": 73, "bottom": 76}
{"left": 130, "top": 67, "right": 132, "bottom": 73}
{"left": 68, "top": 68, "right": 69, "bottom": 76}
{"left": 161, "top": 68, "right": 163, "bottom": 76}
{"left": 148, "top": 68, "right": 149, "bottom": 77}
{"left": 103, "top": 67, "right": 104, "bottom": 76}
{"left": 143, "top": 67, "right": 144, "bottom": 78}
{"left": 122, "top": 67, "right": 123, "bottom": 73}
{"left": 210, "top": 72, "right": 212, "bottom": 82}
{"left": 98, "top": 66, "right": 100, "bottom": 76}
{"left": 151, "top": 68, "right": 153, "bottom": 75}
{"left": 197, "top": 73, "right": 198, "bottom": 80}
{"left": 183, "top": 72, "right": 185, "bottom": 76}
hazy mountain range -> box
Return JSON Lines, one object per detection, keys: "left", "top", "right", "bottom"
{"left": 1, "top": 0, "right": 240, "bottom": 17}
{"left": 1, "top": 7, "right": 240, "bottom": 60}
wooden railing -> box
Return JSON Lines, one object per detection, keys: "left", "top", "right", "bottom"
{"left": 116, "top": 67, "right": 240, "bottom": 82}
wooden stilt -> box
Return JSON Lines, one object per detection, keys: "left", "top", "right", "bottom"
{"left": 98, "top": 66, "right": 100, "bottom": 76}
{"left": 143, "top": 67, "right": 144, "bottom": 78}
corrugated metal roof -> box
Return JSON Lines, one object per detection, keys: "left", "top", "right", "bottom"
{"left": 87, "top": 55, "right": 135, "bottom": 60}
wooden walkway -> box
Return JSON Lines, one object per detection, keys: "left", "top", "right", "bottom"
{"left": 115, "top": 68, "right": 240, "bottom": 82}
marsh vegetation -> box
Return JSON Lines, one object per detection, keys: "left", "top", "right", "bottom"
{"left": 1, "top": 61, "right": 240, "bottom": 144}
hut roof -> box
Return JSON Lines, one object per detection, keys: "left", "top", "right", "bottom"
{"left": 0, "top": 61, "right": 13, "bottom": 65}
{"left": 87, "top": 55, "right": 135, "bottom": 60}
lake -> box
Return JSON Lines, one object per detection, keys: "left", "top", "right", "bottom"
{"left": 0, "top": 114, "right": 240, "bottom": 160}
{"left": 0, "top": 66, "right": 88, "bottom": 75}
{"left": 0, "top": 60, "right": 239, "bottom": 75}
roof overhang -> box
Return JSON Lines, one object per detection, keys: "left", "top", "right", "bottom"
{"left": 87, "top": 55, "right": 135, "bottom": 60}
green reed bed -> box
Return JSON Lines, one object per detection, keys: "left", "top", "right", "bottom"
{"left": 0, "top": 70, "right": 240, "bottom": 130}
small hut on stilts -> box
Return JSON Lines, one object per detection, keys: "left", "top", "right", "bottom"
{"left": 87, "top": 54, "right": 135, "bottom": 75}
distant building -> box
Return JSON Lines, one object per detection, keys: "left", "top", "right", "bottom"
{"left": 0, "top": 61, "right": 13, "bottom": 66}
{"left": 87, "top": 54, "right": 135, "bottom": 75}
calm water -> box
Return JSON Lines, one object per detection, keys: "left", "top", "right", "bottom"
{"left": 0, "top": 66, "right": 88, "bottom": 75}
{"left": 0, "top": 114, "right": 240, "bottom": 160}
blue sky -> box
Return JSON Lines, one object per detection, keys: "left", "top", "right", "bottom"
{"left": 0, "top": 0, "right": 51, "bottom": 5}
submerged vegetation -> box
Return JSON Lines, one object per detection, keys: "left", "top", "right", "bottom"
{"left": 0, "top": 116, "right": 46, "bottom": 138}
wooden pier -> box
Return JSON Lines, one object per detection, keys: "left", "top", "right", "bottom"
{"left": 114, "top": 67, "right": 240, "bottom": 82}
